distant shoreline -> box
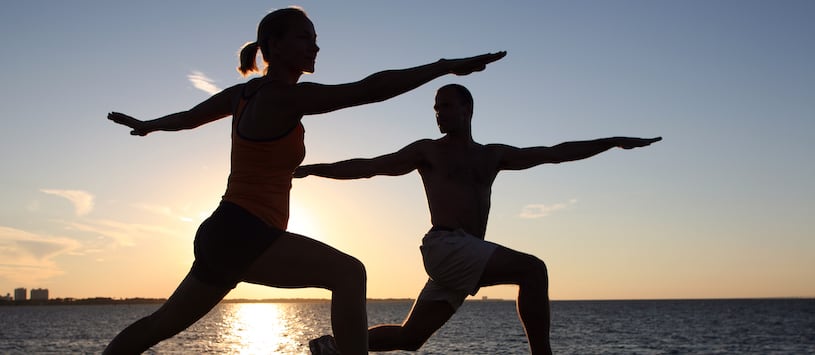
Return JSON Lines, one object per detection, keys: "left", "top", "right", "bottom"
{"left": 0, "top": 297, "right": 415, "bottom": 306}
{"left": 1, "top": 297, "right": 811, "bottom": 306}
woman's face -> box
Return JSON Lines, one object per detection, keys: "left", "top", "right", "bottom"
{"left": 270, "top": 18, "right": 319, "bottom": 74}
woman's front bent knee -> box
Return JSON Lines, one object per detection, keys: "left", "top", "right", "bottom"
{"left": 332, "top": 254, "right": 366, "bottom": 290}
{"left": 346, "top": 256, "right": 367, "bottom": 281}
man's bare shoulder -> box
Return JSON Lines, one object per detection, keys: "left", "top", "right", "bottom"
{"left": 481, "top": 142, "right": 521, "bottom": 157}
{"left": 484, "top": 142, "right": 519, "bottom": 150}
{"left": 403, "top": 138, "right": 437, "bottom": 151}
{"left": 391, "top": 138, "right": 436, "bottom": 162}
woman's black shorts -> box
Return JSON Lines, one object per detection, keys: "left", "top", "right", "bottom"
{"left": 190, "top": 201, "right": 283, "bottom": 288}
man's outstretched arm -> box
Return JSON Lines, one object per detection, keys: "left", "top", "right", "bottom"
{"left": 294, "top": 139, "right": 429, "bottom": 179}
{"left": 497, "top": 136, "right": 661, "bottom": 170}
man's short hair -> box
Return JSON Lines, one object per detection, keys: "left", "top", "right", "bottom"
{"left": 439, "top": 84, "right": 473, "bottom": 111}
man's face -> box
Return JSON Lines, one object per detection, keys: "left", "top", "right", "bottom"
{"left": 434, "top": 88, "right": 471, "bottom": 134}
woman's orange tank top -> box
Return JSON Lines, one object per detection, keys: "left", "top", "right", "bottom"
{"left": 222, "top": 92, "right": 305, "bottom": 230}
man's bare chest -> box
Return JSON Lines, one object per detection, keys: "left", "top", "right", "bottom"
{"left": 428, "top": 151, "right": 496, "bottom": 185}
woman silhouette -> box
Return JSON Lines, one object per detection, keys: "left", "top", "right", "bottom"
{"left": 103, "top": 6, "right": 504, "bottom": 355}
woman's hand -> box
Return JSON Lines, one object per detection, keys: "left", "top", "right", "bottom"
{"left": 614, "top": 137, "right": 663, "bottom": 149}
{"left": 443, "top": 51, "right": 507, "bottom": 75}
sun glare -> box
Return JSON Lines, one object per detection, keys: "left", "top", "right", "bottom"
{"left": 287, "top": 202, "right": 321, "bottom": 238}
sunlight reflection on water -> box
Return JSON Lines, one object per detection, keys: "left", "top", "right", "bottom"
{"left": 202, "top": 302, "right": 332, "bottom": 355}
{"left": 223, "top": 304, "right": 290, "bottom": 354}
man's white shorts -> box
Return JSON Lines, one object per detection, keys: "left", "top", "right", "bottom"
{"left": 417, "top": 228, "right": 498, "bottom": 310}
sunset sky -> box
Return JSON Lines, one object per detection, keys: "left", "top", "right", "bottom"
{"left": 1, "top": 1, "right": 812, "bottom": 302}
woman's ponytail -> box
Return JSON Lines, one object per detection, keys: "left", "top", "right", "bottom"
{"left": 237, "top": 41, "right": 260, "bottom": 77}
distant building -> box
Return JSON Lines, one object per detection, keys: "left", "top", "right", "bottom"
{"left": 14, "top": 288, "right": 27, "bottom": 301}
{"left": 0, "top": 293, "right": 11, "bottom": 301}
{"left": 31, "top": 288, "right": 49, "bottom": 301}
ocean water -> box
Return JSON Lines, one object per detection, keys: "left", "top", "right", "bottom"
{"left": 1, "top": 299, "right": 813, "bottom": 354}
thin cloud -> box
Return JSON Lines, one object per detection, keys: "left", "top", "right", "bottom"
{"left": 61, "top": 218, "right": 180, "bottom": 248}
{"left": 188, "top": 71, "right": 220, "bottom": 95}
{"left": 520, "top": 199, "right": 578, "bottom": 219}
{"left": 0, "top": 226, "right": 81, "bottom": 284}
{"left": 132, "top": 202, "right": 202, "bottom": 223}
{"left": 132, "top": 203, "right": 173, "bottom": 217}
{"left": 40, "top": 189, "right": 94, "bottom": 216}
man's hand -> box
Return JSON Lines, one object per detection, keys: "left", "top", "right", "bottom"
{"left": 108, "top": 112, "right": 150, "bottom": 136}
{"left": 293, "top": 165, "right": 312, "bottom": 178}
{"left": 444, "top": 51, "right": 507, "bottom": 76}
{"left": 614, "top": 137, "right": 662, "bottom": 149}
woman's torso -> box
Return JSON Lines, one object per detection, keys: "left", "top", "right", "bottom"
{"left": 222, "top": 80, "right": 306, "bottom": 229}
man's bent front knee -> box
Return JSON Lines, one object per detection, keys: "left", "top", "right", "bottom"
{"left": 519, "top": 254, "right": 548, "bottom": 286}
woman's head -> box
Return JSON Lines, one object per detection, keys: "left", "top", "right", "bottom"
{"left": 238, "top": 7, "right": 317, "bottom": 77}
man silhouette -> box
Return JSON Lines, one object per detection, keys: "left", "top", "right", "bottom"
{"left": 297, "top": 84, "right": 661, "bottom": 354}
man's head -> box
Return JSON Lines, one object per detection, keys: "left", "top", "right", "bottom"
{"left": 434, "top": 84, "right": 474, "bottom": 134}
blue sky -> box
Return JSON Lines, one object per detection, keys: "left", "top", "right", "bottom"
{"left": 1, "top": 1, "right": 813, "bottom": 300}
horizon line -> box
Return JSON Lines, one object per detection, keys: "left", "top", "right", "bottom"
{"left": 6, "top": 296, "right": 813, "bottom": 303}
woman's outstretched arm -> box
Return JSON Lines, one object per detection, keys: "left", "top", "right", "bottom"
{"left": 108, "top": 85, "right": 240, "bottom": 136}
{"left": 280, "top": 51, "right": 507, "bottom": 116}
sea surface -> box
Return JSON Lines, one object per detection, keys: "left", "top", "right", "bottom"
{"left": 1, "top": 298, "right": 813, "bottom": 354}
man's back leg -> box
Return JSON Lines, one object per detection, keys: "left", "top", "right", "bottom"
{"left": 368, "top": 299, "right": 455, "bottom": 351}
